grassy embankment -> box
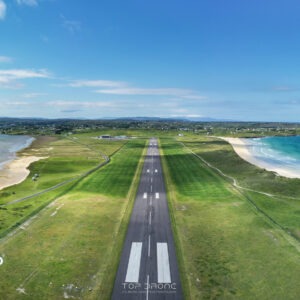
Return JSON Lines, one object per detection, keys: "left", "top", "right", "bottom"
{"left": 161, "top": 137, "right": 300, "bottom": 300}
{"left": 0, "top": 133, "right": 127, "bottom": 237}
{"left": 0, "top": 138, "right": 146, "bottom": 299}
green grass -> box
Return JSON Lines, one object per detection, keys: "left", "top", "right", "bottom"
{"left": 181, "top": 136, "right": 300, "bottom": 240}
{"left": 161, "top": 138, "right": 300, "bottom": 300}
{"left": 74, "top": 140, "right": 144, "bottom": 197}
{"left": 0, "top": 139, "right": 146, "bottom": 299}
{"left": 0, "top": 134, "right": 128, "bottom": 237}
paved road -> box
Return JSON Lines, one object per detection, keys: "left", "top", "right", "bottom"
{"left": 112, "top": 138, "right": 183, "bottom": 300}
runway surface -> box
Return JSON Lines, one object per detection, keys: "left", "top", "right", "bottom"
{"left": 112, "top": 138, "right": 183, "bottom": 299}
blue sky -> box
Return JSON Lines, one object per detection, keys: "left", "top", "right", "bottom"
{"left": 0, "top": 0, "right": 300, "bottom": 121}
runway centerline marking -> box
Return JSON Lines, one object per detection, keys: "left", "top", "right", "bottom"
{"left": 147, "top": 169, "right": 150, "bottom": 173}
{"left": 149, "top": 211, "right": 152, "bottom": 225}
{"left": 143, "top": 193, "right": 147, "bottom": 199}
{"left": 155, "top": 169, "right": 158, "bottom": 173}
{"left": 155, "top": 193, "right": 159, "bottom": 199}
{"left": 146, "top": 275, "right": 150, "bottom": 300}
{"left": 148, "top": 235, "right": 151, "bottom": 257}
{"left": 157, "top": 243, "right": 171, "bottom": 283}
{"left": 125, "top": 242, "right": 142, "bottom": 283}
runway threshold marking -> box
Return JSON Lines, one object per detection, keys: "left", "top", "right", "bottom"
{"left": 143, "top": 193, "right": 147, "bottom": 199}
{"left": 125, "top": 242, "right": 142, "bottom": 283}
{"left": 157, "top": 243, "right": 171, "bottom": 283}
{"left": 155, "top": 193, "right": 159, "bottom": 199}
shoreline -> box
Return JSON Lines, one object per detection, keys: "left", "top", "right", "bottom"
{"left": 0, "top": 135, "right": 48, "bottom": 191}
{"left": 219, "top": 137, "right": 300, "bottom": 179}
{"left": 0, "top": 156, "right": 48, "bottom": 191}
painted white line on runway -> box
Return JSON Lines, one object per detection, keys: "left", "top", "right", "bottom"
{"left": 147, "top": 169, "right": 150, "bottom": 173}
{"left": 146, "top": 275, "right": 150, "bottom": 300}
{"left": 148, "top": 235, "right": 151, "bottom": 257}
{"left": 150, "top": 196, "right": 152, "bottom": 206}
{"left": 155, "top": 169, "right": 158, "bottom": 173}
{"left": 125, "top": 242, "right": 142, "bottom": 283}
{"left": 155, "top": 193, "right": 159, "bottom": 199}
{"left": 149, "top": 211, "right": 152, "bottom": 225}
{"left": 143, "top": 193, "right": 147, "bottom": 199}
{"left": 157, "top": 243, "right": 171, "bottom": 283}
{"left": 151, "top": 178, "right": 153, "bottom": 183}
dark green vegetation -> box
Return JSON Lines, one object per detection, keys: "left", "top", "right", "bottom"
{"left": 1, "top": 117, "right": 300, "bottom": 137}
{"left": 161, "top": 137, "right": 300, "bottom": 299}
{"left": 0, "top": 138, "right": 146, "bottom": 299}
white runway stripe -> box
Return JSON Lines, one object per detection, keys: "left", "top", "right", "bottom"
{"left": 125, "top": 242, "right": 143, "bottom": 283}
{"left": 157, "top": 243, "right": 171, "bottom": 283}
{"left": 155, "top": 193, "right": 159, "bottom": 199}
{"left": 143, "top": 193, "right": 147, "bottom": 199}
{"left": 155, "top": 169, "right": 158, "bottom": 173}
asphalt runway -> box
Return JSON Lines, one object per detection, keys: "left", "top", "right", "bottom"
{"left": 112, "top": 138, "right": 183, "bottom": 300}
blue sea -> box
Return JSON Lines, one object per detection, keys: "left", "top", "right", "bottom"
{"left": 245, "top": 136, "right": 300, "bottom": 177}
{"left": 0, "top": 135, "right": 35, "bottom": 170}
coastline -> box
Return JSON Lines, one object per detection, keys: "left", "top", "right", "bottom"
{"left": 0, "top": 156, "right": 48, "bottom": 191}
{"left": 0, "top": 136, "right": 48, "bottom": 191}
{"left": 219, "top": 137, "right": 300, "bottom": 179}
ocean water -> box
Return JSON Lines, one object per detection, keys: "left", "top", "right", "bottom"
{"left": 0, "top": 135, "right": 35, "bottom": 170}
{"left": 245, "top": 136, "right": 300, "bottom": 176}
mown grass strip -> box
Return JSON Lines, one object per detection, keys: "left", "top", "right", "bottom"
{"left": 159, "top": 138, "right": 190, "bottom": 300}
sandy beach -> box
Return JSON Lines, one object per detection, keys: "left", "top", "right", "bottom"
{"left": 0, "top": 156, "right": 48, "bottom": 191}
{"left": 219, "top": 137, "right": 300, "bottom": 179}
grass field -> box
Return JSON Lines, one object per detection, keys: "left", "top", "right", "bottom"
{"left": 161, "top": 138, "right": 300, "bottom": 299}
{"left": 0, "top": 133, "right": 128, "bottom": 238}
{"left": 0, "top": 139, "right": 146, "bottom": 299}
{"left": 181, "top": 136, "right": 300, "bottom": 240}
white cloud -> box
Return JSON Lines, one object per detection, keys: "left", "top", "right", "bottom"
{"left": 0, "top": 0, "right": 6, "bottom": 20}
{"left": 48, "top": 101, "right": 116, "bottom": 108}
{"left": 16, "top": 0, "right": 38, "bottom": 6}
{"left": 96, "top": 87, "right": 206, "bottom": 99}
{"left": 61, "top": 15, "right": 81, "bottom": 34}
{"left": 0, "top": 69, "right": 50, "bottom": 88}
{"left": 69, "top": 78, "right": 206, "bottom": 100}
{"left": 272, "top": 86, "right": 294, "bottom": 92}
{"left": 69, "top": 80, "right": 125, "bottom": 88}
{"left": 0, "top": 55, "right": 12, "bottom": 63}
{"left": 22, "top": 92, "right": 47, "bottom": 98}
